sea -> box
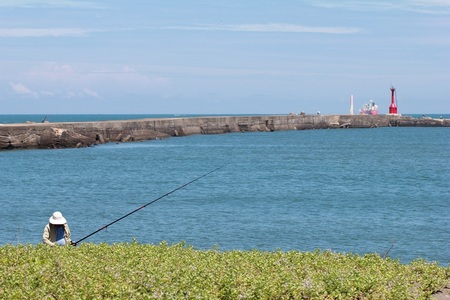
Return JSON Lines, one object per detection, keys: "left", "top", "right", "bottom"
{"left": 0, "top": 114, "right": 449, "bottom": 265}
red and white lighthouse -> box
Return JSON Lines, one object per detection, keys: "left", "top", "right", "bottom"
{"left": 389, "top": 86, "right": 398, "bottom": 114}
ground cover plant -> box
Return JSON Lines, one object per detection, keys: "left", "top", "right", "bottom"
{"left": 1, "top": 242, "right": 448, "bottom": 299}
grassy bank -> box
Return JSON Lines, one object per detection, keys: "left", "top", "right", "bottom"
{"left": 1, "top": 242, "right": 448, "bottom": 299}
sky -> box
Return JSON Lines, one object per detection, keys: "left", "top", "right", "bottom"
{"left": 0, "top": 0, "right": 449, "bottom": 115}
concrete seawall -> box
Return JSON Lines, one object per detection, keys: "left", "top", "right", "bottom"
{"left": 0, "top": 114, "right": 448, "bottom": 150}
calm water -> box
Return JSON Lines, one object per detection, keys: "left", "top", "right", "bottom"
{"left": 0, "top": 116, "right": 449, "bottom": 265}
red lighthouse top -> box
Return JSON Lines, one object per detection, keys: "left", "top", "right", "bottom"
{"left": 389, "top": 86, "right": 398, "bottom": 114}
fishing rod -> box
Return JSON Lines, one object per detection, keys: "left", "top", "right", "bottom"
{"left": 383, "top": 240, "right": 396, "bottom": 259}
{"left": 72, "top": 164, "right": 227, "bottom": 246}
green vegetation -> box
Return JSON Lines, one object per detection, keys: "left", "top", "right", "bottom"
{"left": 1, "top": 242, "right": 448, "bottom": 299}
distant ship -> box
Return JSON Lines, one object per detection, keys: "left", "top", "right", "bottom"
{"left": 359, "top": 100, "right": 379, "bottom": 115}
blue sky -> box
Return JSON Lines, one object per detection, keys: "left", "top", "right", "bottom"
{"left": 1, "top": 0, "right": 449, "bottom": 114}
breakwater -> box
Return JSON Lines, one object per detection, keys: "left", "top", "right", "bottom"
{"left": 0, "top": 114, "right": 448, "bottom": 150}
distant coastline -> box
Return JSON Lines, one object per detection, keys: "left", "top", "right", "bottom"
{"left": 1, "top": 113, "right": 449, "bottom": 124}
{"left": 1, "top": 114, "right": 448, "bottom": 150}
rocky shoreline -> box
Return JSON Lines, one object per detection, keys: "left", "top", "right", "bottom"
{"left": 1, "top": 114, "right": 449, "bottom": 150}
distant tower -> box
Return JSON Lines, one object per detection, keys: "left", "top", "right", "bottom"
{"left": 389, "top": 86, "right": 398, "bottom": 114}
{"left": 350, "top": 95, "right": 354, "bottom": 115}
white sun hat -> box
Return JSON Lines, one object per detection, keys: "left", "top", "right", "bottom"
{"left": 49, "top": 211, "right": 67, "bottom": 225}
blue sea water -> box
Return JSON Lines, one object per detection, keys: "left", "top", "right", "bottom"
{"left": 0, "top": 115, "right": 449, "bottom": 265}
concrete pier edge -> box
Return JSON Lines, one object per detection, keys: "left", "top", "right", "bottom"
{"left": 0, "top": 114, "right": 448, "bottom": 150}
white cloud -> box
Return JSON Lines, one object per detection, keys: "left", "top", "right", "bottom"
{"left": 0, "top": 28, "right": 102, "bottom": 38}
{"left": 9, "top": 82, "right": 38, "bottom": 97}
{"left": 409, "top": 0, "right": 450, "bottom": 13}
{"left": 26, "top": 63, "right": 75, "bottom": 80}
{"left": 82, "top": 88, "right": 100, "bottom": 98}
{"left": 0, "top": 23, "right": 363, "bottom": 39}
{"left": 9, "top": 76, "right": 100, "bottom": 99}
{"left": 310, "top": 0, "right": 450, "bottom": 14}
{"left": 0, "top": 0, "right": 105, "bottom": 9}
{"left": 86, "top": 65, "right": 171, "bottom": 88}
{"left": 40, "top": 91, "right": 55, "bottom": 96}
{"left": 13, "top": 63, "right": 170, "bottom": 100}
{"left": 64, "top": 91, "right": 78, "bottom": 98}
{"left": 166, "top": 23, "right": 361, "bottom": 34}
{"left": 411, "top": 0, "right": 450, "bottom": 7}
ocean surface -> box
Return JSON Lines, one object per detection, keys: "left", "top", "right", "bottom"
{"left": 0, "top": 114, "right": 449, "bottom": 265}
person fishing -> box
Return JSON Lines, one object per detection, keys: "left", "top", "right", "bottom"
{"left": 42, "top": 211, "right": 72, "bottom": 246}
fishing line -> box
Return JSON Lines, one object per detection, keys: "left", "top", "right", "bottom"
{"left": 72, "top": 164, "right": 227, "bottom": 245}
